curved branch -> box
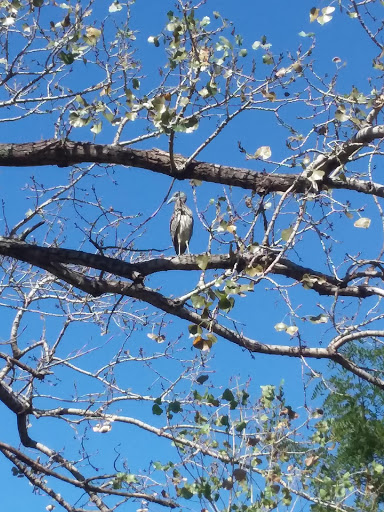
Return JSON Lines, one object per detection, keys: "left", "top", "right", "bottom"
{"left": 312, "top": 125, "right": 384, "bottom": 175}
{"left": 0, "top": 441, "right": 178, "bottom": 509}
{"left": 0, "top": 238, "right": 382, "bottom": 299}
{"left": 0, "top": 448, "right": 76, "bottom": 512}
{"left": 1, "top": 238, "right": 383, "bottom": 386}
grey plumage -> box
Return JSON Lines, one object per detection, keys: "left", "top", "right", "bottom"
{"left": 167, "top": 191, "right": 193, "bottom": 255}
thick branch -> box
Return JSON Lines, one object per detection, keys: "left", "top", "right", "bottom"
{"left": 312, "top": 125, "right": 384, "bottom": 175}
{"left": 0, "top": 238, "right": 382, "bottom": 299}
{"left": 0, "top": 380, "right": 30, "bottom": 415}
{"left": 0, "top": 138, "right": 383, "bottom": 198}
{"left": 0, "top": 238, "right": 141, "bottom": 281}
{"left": 1, "top": 239, "right": 383, "bottom": 386}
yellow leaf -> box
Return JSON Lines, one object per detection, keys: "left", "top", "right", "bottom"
{"left": 226, "top": 224, "right": 237, "bottom": 234}
{"left": 86, "top": 27, "right": 102, "bottom": 38}
{"left": 309, "top": 7, "right": 319, "bottom": 22}
{"left": 354, "top": 217, "right": 371, "bottom": 229}
{"left": 254, "top": 145, "right": 272, "bottom": 160}
{"left": 100, "top": 85, "right": 111, "bottom": 96}
{"left": 245, "top": 265, "right": 263, "bottom": 277}
{"left": 147, "top": 333, "right": 165, "bottom": 343}
{"left": 305, "top": 455, "right": 319, "bottom": 467}
{"left": 193, "top": 336, "right": 212, "bottom": 351}
{"left": 281, "top": 227, "right": 293, "bottom": 241}
{"left": 261, "top": 90, "right": 276, "bottom": 101}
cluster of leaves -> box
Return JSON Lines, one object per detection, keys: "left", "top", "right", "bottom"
{"left": 146, "top": 380, "right": 368, "bottom": 511}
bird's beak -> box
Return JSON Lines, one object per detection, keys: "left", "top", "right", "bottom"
{"left": 167, "top": 196, "right": 176, "bottom": 204}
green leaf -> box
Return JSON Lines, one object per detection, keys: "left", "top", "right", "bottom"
{"left": 152, "top": 403, "right": 163, "bottom": 415}
{"left": 69, "top": 112, "right": 91, "bottom": 128}
{"left": 261, "top": 385, "right": 275, "bottom": 401}
{"left": 281, "top": 227, "right": 293, "bottom": 241}
{"left": 196, "top": 375, "right": 209, "bottom": 384}
{"left": 191, "top": 294, "right": 206, "bottom": 309}
{"left": 218, "top": 36, "right": 232, "bottom": 49}
{"left": 188, "top": 324, "right": 202, "bottom": 336}
{"left": 246, "top": 265, "right": 263, "bottom": 277}
{"left": 218, "top": 415, "right": 229, "bottom": 426}
{"left": 182, "top": 115, "right": 199, "bottom": 133}
{"left": 222, "top": 388, "right": 234, "bottom": 401}
{"left": 298, "top": 30, "right": 315, "bottom": 37}
{"left": 235, "top": 421, "right": 247, "bottom": 432}
{"left": 262, "top": 54, "right": 273, "bottom": 65}
{"left": 90, "top": 122, "right": 102, "bottom": 134}
{"left": 103, "top": 112, "right": 115, "bottom": 123}
{"left": 335, "top": 106, "right": 349, "bottom": 122}
{"left": 196, "top": 254, "right": 209, "bottom": 270}
{"left": 372, "top": 462, "right": 384, "bottom": 474}
{"left": 58, "top": 51, "right": 75, "bottom": 65}
{"left": 309, "top": 313, "right": 328, "bottom": 324}
{"left": 282, "top": 488, "right": 292, "bottom": 505}
{"left": 178, "top": 487, "right": 194, "bottom": 499}
{"left": 218, "top": 296, "right": 234, "bottom": 313}
{"left": 124, "top": 473, "right": 137, "bottom": 483}
{"left": 168, "top": 401, "right": 182, "bottom": 413}
{"left": 206, "top": 333, "right": 217, "bottom": 345}
{"left": 309, "top": 170, "right": 325, "bottom": 183}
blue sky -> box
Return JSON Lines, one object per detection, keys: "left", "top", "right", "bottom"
{"left": 0, "top": 0, "right": 382, "bottom": 510}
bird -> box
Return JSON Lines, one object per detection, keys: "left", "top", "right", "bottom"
{"left": 167, "top": 191, "right": 194, "bottom": 255}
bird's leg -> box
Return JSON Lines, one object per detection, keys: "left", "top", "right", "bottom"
{"left": 186, "top": 241, "right": 190, "bottom": 255}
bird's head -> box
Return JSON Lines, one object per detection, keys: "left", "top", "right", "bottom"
{"left": 167, "top": 191, "right": 187, "bottom": 204}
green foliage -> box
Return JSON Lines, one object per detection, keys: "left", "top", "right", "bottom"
{"left": 316, "top": 341, "right": 384, "bottom": 509}
{"left": 144, "top": 379, "right": 367, "bottom": 511}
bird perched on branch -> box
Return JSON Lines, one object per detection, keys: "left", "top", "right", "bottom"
{"left": 167, "top": 191, "right": 193, "bottom": 255}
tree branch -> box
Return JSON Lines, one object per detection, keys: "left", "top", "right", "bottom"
{"left": 1, "top": 138, "right": 384, "bottom": 198}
